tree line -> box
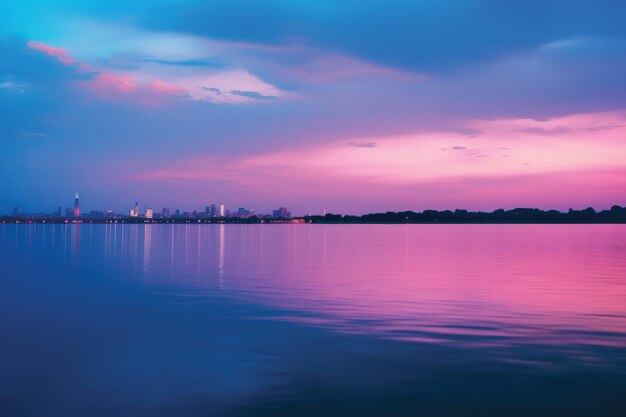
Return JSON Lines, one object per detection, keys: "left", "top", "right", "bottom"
{"left": 303, "top": 206, "right": 626, "bottom": 223}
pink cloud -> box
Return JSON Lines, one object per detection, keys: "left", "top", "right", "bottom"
{"left": 469, "top": 111, "right": 626, "bottom": 139}
{"left": 168, "top": 69, "right": 285, "bottom": 103}
{"left": 147, "top": 79, "right": 185, "bottom": 95}
{"left": 90, "top": 73, "right": 138, "bottom": 94}
{"left": 27, "top": 41, "right": 72, "bottom": 58}
{"left": 27, "top": 40, "right": 91, "bottom": 71}
{"left": 26, "top": 39, "right": 280, "bottom": 106}
{"left": 127, "top": 110, "right": 626, "bottom": 212}
{"left": 27, "top": 40, "right": 188, "bottom": 106}
{"left": 81, "top": 74, "right": 185, "bottom": 106}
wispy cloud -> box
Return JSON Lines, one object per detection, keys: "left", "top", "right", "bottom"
{"left": 26, "top": 37, "right": 286, "bottom": 105}
{"left": 348, "top": 141, "right": 378, "bottom": 148}
{"left": 230, "top": 90, "right": 277, "bottom": 101}
{"left": 143, "top": 58, "right": 227, "bottom": 68}
{"left": 0, "top": 80, "right": 26, "bottom": 92}
{"left": 27, "top": 41, "right": 91, "bottom": 71}
{"left": 19, "top": 131, "right": 47, "bottom": 138}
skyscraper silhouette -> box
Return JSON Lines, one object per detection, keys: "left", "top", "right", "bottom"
{"left": 73, "top": 193, "right": 80, "bottom": 217}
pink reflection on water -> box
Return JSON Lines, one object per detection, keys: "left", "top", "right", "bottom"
{"left": 117, "top": 224, "right": 626, "bottom": 358}
{"left": 22, "top": 223, "right": 626, "bottom": 362}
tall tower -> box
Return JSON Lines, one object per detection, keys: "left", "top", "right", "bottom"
{"left": 219, "top": 203, "right": 225, "bottom": 217}
{"left": 134, "top": 202, "right": 139, "bottom": 217}
{"left": 73, "top": 193, "right": 80, "bottom": 217}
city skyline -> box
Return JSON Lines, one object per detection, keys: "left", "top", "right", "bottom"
{"left": 3, "top": 1, "right": 626, "bottom": 214}
{"left": 5, "top": 191, "right": 625, "bottom": 219}
{"left": 7, "top": 192, "right": 295, "bottom": 219}
{"left": 4, "top": 192, "right": 626, "bottom": 224}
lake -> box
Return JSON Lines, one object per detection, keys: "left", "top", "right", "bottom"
{"left": 1, "top": 224, "right": 626, "bottom": 416}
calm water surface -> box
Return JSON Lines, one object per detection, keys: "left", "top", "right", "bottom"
{"left": 1, "top": 224, "right": 626, "bottom": 416}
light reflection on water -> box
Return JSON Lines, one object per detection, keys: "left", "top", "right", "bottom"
{"left": 3, "top": 224, "right": 626, "bottom": 417}
{"left": 7, "top": 224, "right": 626, "bottom": 362}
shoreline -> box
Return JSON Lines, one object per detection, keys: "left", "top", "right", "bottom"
{"left": 3, "top": 205, "right": 626, "bottom": 225}
{"left": 2, "top": 220, "right": 626, "bottom": 225}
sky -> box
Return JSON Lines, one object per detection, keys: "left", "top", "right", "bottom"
{"left": 2, "top": 0, "right": 626, "bottom": 215}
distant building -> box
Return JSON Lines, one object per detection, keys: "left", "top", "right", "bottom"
{"left": 174, "top": 209, "right": 180, "bottom": 217}
{"left": 145, "top": 208, "right": 153, "bottom": 219}
{"left": 210, "top": 204, "right": 216, "bottom": 217}
{"left": 134, "top": 202, "right": 139, "bottom": 216}
{"left": 219, "top": 203, "right": 225, "bottom": 217}
{"left": 130, "top": 209, "right": 136, "bottom": 217}
{"left": 162, "top": 208, "right": 171, "bottom": 217}
{"left": 73, "top": 193, "right": 80, "bottom": 217}
{"left": 272, "top": 207, "right": 291, "bottom": 218}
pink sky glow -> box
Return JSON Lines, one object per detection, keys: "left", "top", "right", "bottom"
{"left": 126, "top": 110, "right": 626, "bottom": 212}
{"left": 13, "top": 33, "right": 626, "bottom": 214}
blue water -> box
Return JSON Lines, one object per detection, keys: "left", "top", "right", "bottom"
{"left": 1, "top": 224, "right": 626, "bottom": 416}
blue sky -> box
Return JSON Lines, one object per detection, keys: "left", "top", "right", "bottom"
{"left": 2, "top": 1, "right": 626, "bottom": 214}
